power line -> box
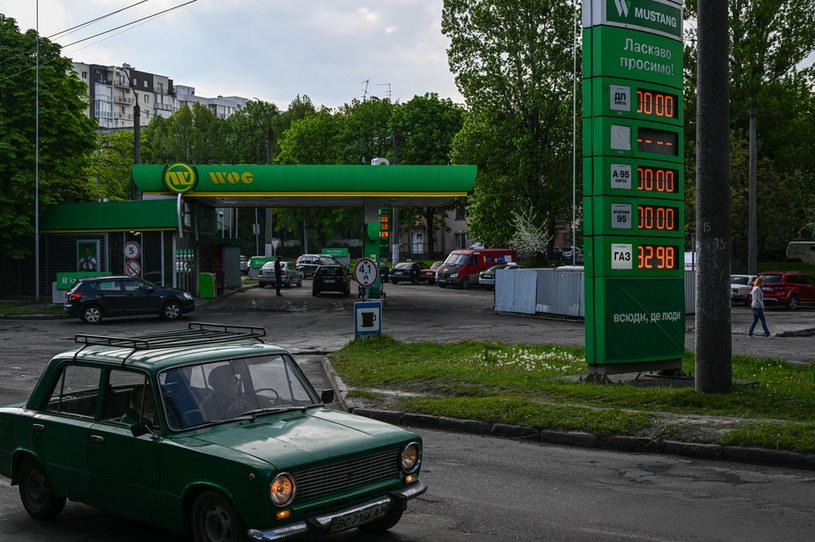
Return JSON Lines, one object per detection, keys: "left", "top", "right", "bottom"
{"left": 0, "top": 0, "right": 150, "bottom": 71}
{"left": 0, "top": 1, "right": 198, "bottom": 84}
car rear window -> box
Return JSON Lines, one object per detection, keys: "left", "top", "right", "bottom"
{"left": 319, "top": 267, "right": 342, "bottom": 276}
{"left": 761, "top": 275, "right": 782, "bottom": 284}
{"left": 731, "top": 276, "right": 750, "bottom": 285}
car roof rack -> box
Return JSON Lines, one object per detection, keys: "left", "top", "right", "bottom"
{"left": 74, "top": 322, "right": 267, "bottom": 351}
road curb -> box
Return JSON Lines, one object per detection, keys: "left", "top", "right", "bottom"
{"left": 322, "top": 358, "right": 815, "bottom": 471}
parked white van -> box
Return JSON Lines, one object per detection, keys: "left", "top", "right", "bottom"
{"left": 786, "top": 241, "right": 815, "bottom": 264}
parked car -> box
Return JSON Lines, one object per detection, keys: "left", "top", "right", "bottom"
{"left": 390, "top": 261, "right": 429, "bottom": 285}
{"left": 380, "top": 262, "right": 390, "bottom": 282}
{"left": 240, "top": 255, "right": 249, "bottom": 274}
{"left": 64, "top": 276, "right": 195, "bottom": 324}
{"left": 560, "top": 246, "right": 583, "bottom": 262}
{"left": 258, "top": 260, "right": 304, "bottom": 288}
{"left": 436, "top": 248, "right": 517, "bottom": 289}
{"left": 479, "top": 262, "right": 522, "bottom": 290}
{"left": 312, "top": 265, "right": 351, "bottom": 296}
{"left": 295, "top": 254, "right": 343, "bottom": 278}
{"left": 754, "top": 271, "right": 815, "bottom": 310}
{"left": 0, "top": 323, "right": 425, "bottom": 541}
{"left": 420, "top": 261, "right": 443, "bottom": 285}
{"left": 731, "top": 274, "right": 758, "bottom": 306}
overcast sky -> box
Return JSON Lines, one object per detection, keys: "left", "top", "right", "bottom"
{"left": 0, "top": 0, "right": 464, "bottom": 110}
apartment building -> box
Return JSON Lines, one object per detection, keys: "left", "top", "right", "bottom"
{"left": 72, "top": 63, "right": 247, "bottom": 130}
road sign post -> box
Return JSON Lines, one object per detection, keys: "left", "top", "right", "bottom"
{"left": 583, "top": 0, "right": 685, "bottom": 375}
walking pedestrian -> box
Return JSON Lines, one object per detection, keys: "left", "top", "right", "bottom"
{"left": 748, "top": 276, "right": 773, "bottom": 337}
{"left": 274, "top": 255, "right": 282, "bottom": 296}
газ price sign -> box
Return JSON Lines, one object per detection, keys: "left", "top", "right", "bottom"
{"left": 583, "top": 0, "right": 685, "bottom": 373}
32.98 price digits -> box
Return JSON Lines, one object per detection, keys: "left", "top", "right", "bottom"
{"left": 637, "top": 244, "right": 677, "bottom": 270}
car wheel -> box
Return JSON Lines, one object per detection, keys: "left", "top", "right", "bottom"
{"left": 428, "top": 279, "right": 435, "bottom": 285}
{"left": 460, "top": 277, "right": 470, "bottom": 289}
{"left": 81, "top": 304, "right": 103, "bottom": 324}
{"left": 391, "top": 280, "right": 399, "bottom": 285}
{"left": 358, "top": 505, "right": 403, "bottom": 533}
{"left": 411, "top": 277, "right": 418, "bottom": 285}
{"left": 190, "top": 490, "right": 245, "bottom": 542}
{"left": 786, "top": 294, "right": 799, "bottom": 311}
{"left": 18, "top": 458, "right": 66, "bottom": 520}
{"left": 161, "top": 301, "right": 182, "bottom": 321}
{"left": 298, "top": 277, "right": 303, "bottom": 287}
{"left": 312, "top": 290, "right": 318, "bottom": 297}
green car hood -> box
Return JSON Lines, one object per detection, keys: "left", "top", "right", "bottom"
{"left": 190, "top": 408, "right": 414, "bottom": 469}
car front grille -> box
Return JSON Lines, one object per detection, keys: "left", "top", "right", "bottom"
{"left": 293, "top": 447, "right": 400, "bottom": 502}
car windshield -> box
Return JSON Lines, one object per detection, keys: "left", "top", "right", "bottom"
{"left": 731, "top": 276, "right": 751, "bottom": 285}
{"left": 158, "top": 354, "right": 319, "bottom": 430}
{"left": 394, "top": 262, "right": 412, "bottom": 269}
{"left": 443, "top": 253, "right": 469, "bottom": 266}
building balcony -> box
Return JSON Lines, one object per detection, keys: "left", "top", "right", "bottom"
{"left": 154, "top": 102, "right": 174, "bottom": 111}
{"left": 114, "top": 96, "right": 133, "bottom": 104}
{"left": 113, "top": 112, "right": 133, "bottom": 120}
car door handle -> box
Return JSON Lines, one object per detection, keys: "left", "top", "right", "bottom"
{"left": 32, "top": 423, "right": 44, "bottom": 433}
{"left": 90, "top": 435, "right": 104, "bottom": 445}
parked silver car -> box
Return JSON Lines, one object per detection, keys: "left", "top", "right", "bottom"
{"left": 731, "top": 274, "right": 758, "bottom": 305}
{"left": 258, "top": 261, "right": 304, "bottom": 288}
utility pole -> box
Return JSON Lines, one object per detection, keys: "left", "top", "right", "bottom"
{"left": 695, "top": 0, "right": 732, "bottom": 393}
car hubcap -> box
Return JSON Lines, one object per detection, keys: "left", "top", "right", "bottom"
{"left": 203, "top": 503, "right": 232, "bottom": 542}
{"left": 85, "top": 308, "right": 100, "bottom": 323}
{"left": 166, "top": 305, "right": 180, "bottom": 318}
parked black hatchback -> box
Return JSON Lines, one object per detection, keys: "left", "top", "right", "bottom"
{"left": 64, "top": 276, "right": 195, "bottom": 324}
{"left": 312, "top": 265, "right": 351, "bottom": 296}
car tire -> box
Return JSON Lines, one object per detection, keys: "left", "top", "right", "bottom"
{"left": 411, "top": 277, "right": 418, "bottom": 285}
{"left": 312, "top": 291, "right": 318, "bottom": 297}
{"left": 460, "top": 278, "right": 470, "bottom": 289}
{"left": 391, "top": 280, "right": 399, "bottom": 285}
{"left": 190, "top": 490, "right": 245, "bottom": 542}
{"left": 786, "top": 294, "right": 799, "bottom": 311}
{"left": 18, "top": 458, "right": 66, "bottom": 520}
{"left": 81, "top": 304, "right": 103, "bottom": 324}
{"left": 298, "top": 277, "right": 303, "bottom": 287}
{"left": 161, "top": 301, "right": 182, "bottom": 321}
{"left": 358, "top": 505, "right": 404, "bottom": 533}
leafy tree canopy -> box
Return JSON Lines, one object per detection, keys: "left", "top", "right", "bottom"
{"left": 0, "top": 15, "right": 98, "bottom": 258}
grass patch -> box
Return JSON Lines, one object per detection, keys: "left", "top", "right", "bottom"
{"left": 331, "top": 335, "right": 815, "bottom": 451}
{"left": 0, "top": 301, "right": 63, "bottom": 316}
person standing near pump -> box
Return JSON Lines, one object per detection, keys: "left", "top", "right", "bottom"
{"left": 274, "top": 255, "right": 283, "bottom": 296}
{"left": 748, "top": 276, "right": 774, "bottom": 337}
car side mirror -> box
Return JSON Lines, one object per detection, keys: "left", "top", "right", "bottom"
{"left": 321, "top": 389, "right": 335, "bottom": 404}
{"left": 130, "top": 419, "right": 154, "bottom": 438}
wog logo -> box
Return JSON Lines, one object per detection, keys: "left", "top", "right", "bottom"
{"left": 164, "top": 163, "right": 198, "bottom": 194}
{"left": 615, "top": 0, "right": 630, "bottom": 17}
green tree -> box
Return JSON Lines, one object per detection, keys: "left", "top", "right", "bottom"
{"left": 90, "top": 131, "right": 135, "bottom": 201}
{"left": 391, "top": 94, "right": 466, "bottom": 256}
{"left": 0, "top": 15, "right": 98, "bottom": 258}
{"left": 142, "top": 103, "right": 224, "bottom": 164}
{"left": 442, "top": 0, "right": 579, "bottom": 251}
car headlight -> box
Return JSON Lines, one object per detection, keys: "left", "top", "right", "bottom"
{"left": 451, "top": 273, "right": 459, "bottom": 278}
{"left": 269, "top": 473, "right": 296, "bottom": 506}
{"left": 183, "top": 292, "right": 193, "bottom": 300}
{"left": 400, "top": 442, "right": 422, "bottom": 473}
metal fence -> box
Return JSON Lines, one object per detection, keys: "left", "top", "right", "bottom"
{"left": 494, "top": 268, "right": 697, "bottom": 317}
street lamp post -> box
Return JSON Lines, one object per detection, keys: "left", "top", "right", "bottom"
{"left": 118, "top": 65, "right": 141, "bottom": 199}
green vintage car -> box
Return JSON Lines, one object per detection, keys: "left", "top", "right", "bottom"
{"left": 0, "top": 323, "right": 425, "bottom": 541}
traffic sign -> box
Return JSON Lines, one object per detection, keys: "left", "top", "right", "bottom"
{"left": 124, "top": 259, "right": 141, "bottom": 277}
{"left": 354, "top": 258, "right": 379, "bottom": 287}
{"left": 124, "top": 241, "right": 141, "bottom": 260}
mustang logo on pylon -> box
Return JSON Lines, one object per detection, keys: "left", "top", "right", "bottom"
{"left": 163, "top": 163, "right": 198, "bottom": 194}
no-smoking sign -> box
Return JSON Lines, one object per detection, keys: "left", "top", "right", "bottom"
{"left": 124, "top": 259, "right": 141, "bottom": 277}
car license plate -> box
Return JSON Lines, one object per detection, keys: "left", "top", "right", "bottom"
{"left": 329, "top": 503, "right": 388, "bottom": 532}
{"left": 323, "top": 279, "right": 336, "bottom": 284}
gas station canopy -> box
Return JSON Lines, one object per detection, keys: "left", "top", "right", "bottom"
{"left": 132, "top": 164, "right": 477, "bottom": 208}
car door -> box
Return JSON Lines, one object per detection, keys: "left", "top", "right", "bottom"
{"left": 87, "top": 369, "right": 161, "bottom": 520}
{"left": 30, "top": 363, "right": 101, "bottom": 503}
{"left": 96, "top": 278, "right": 128, "bottom": 316}
{"left": 122, "top": 278, "right": 158, "bottom": 315}
{"left": 800, "top": 274, "right": 815, "bottom": 303}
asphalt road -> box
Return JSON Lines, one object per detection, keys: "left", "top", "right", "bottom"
{"left": 1, "top": 283, "right": 815, "bottom": 541}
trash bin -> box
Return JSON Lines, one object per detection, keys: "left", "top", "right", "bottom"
{"left": 199, "top": 273, "right": 216, "bottom": 299}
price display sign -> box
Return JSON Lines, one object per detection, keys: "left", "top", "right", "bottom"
{"left": 583, "top": 0, "right": 685, "bottom": 371}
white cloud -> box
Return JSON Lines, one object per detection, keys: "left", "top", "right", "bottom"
{"left": 0, "top": 0, "right": 463, "bottom": 109}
